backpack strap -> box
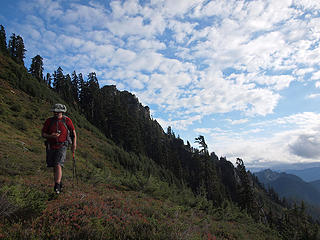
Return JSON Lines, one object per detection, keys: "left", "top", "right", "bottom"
{"left": 61, "top": 116, "right": 69, "bottom": 132}
{"left": 48, "top": 116, "right": 69, "bottom": 131}
{"left": 62, "top": 116, "right": 74, "bottom": 145}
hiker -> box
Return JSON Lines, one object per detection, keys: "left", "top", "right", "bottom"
{"left": 42, "top": 103, "right": 77, "bottom": 194}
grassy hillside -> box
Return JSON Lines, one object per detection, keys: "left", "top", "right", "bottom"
{"left": 0, "top": 53, "right": 293, "bottom": 239}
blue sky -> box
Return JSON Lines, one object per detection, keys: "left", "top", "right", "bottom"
{"left": 2, "top": 0, "right": 320, "bottom": 169}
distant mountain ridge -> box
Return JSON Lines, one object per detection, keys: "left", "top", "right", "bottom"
{"left": 251, "top": 163, "right": 320, "bottom": 182}
{"left": 254, "top": 169, "right": 320, "bottom": 207}
{"left": 285, "top": 167, "right": 320, "bottom": 182}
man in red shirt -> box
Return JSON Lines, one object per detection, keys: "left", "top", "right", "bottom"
{"left": 42, "top": 103, "right": 77, "bottom": 194}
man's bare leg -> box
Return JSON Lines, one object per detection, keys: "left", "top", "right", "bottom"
{"left": 54, "top": 164, "right": 62, "bottom": 183}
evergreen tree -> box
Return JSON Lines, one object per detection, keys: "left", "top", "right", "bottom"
{"left": 63, "top": 74, "right": 73, "bottom": 103}
{"left": 216, "top": 157, "right": 238, "bottom": 201}
{"left": 0, "top": 25, "right": 8, "bottom": 54}
{"left": 79, "top": 73, "right": 97, "bottom": 118}
{"left": 195, "top": 135, "right": 208, "bottom": 154}
{"left": 29, "top": 55, "right": 43, "bottom": 81}
{"left": 236, "top": 158, "right": 255, "bottom": 213}
{"left": 71, "top": 71, "right": 79, "bottom": 103}
{"left": 46, "top": 73, "right": 52, "bottom": 87}
{"left": 8, "top": 34, "right": 26, "bottom": 64}
{"left": 79, "top": 73, "right": 87, "bottom": 111}
{"left": 53, "top": 67, "right": 64, "bottom": 95}
{"left": 8, "top": 33, "right": 16, "bottom": 59}
{"left": 87, "top": 72, "right": 100, "bottom": 121}
{"left": 15, "top": 35, "right": 26, "bottom": 64}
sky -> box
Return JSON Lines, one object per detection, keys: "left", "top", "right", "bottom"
{"left": 1, "top": 0, "right": 320, "bottom": 170}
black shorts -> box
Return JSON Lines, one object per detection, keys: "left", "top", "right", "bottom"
{"left": 46, "top": 146, "right": 67, "bottom": 167}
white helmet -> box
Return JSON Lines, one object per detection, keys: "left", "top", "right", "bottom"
{"left": 51, "top": 103, "right": 67, "bottom": 113}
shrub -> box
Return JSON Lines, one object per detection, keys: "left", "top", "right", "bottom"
{"left": 24, "top": 111, "right": 33, "bottom": 120}
{"left": 0, "top": 184, "right": 48, "bottom": 219}
{"left": 10, "top": 103, "right": 22, "bottom": 112}
{"left": 0, "top": 105, "right": 6, "bottom": 115}
{"left": 14, "top": 118, "right": 28, "bottom": 131}
{"left": 0, "top": 191, "right": 17, "bottom": 219}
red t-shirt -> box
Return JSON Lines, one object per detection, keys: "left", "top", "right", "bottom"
{"left": 42, "top": 116, "right": 75, "bottom": 149}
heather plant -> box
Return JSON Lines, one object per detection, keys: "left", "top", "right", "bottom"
{"left": 9, "top": 103, "right": 22, "bottom": 112}
{"left": 0, "top": 191, "right": 17, "bottom": 219}
{"left": 13, "top": 118, "right": 28, "bottom": 131}
{"left": 0, "top": 105, "right": 6, "bottom": 115}
{"left": 0, "top": 184, "right": 48, "bottom": 219}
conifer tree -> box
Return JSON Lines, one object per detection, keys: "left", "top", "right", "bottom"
{"left": 87, "top": 72, "right": 100, "bottom": 121}
{"left": 0, "top": 25, "right": 8, "bottom": 54}
{"left": 63, "top": 74, "right": 73, "bottom": 103}
{"left": 195, "top": 135, "right": 208, "bottom": 154}
{"left": 71, "top": 71, "right": 79, "bottom": 103}
{"left": 8, "top": 33, "right": 16, "bottom": 58}
{"left": 8, "top": 34, "right": 26, "bottom": 64}
{"left": 15, "top": 35, "right": 26, "bottom": 64}
{"left": 53, "top": 67, "right": 64, "bottom": 95}
{"left": 46, "top": 73, "right": 52, "bottom": 87}
{"left": 29, "top": 55, "right": 43, "bottom": 81}
{"left": 79, "top": 73, "right": 89, "bottom": 114}
{"left": 236, "top": 158, "right": 255, "bottom": 214}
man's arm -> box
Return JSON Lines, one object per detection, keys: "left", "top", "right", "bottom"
{"left": 42, "top": 129, "right": 60, "bottom": 139}
{"left": 42, "top": 120, "right": 60, "bottom": 140}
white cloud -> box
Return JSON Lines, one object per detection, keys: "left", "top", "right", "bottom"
{"left": 29, "top": 0, "right": 64, "bottom": 19}
{"left": 157, "top": 115, "right": 202, "bottom": 131}
{"left": 253, "top": 112, "right": 320, "bottom": 129}
{"left": 311, "top": 71, "right": 320, "bottom": 80}
{"left": 160, "top": 0, "right": 203, "bottom": 18}
{"left": 226, "top": 118, "right": 249, "bottom": 125}
{"left": 110, "top": 48, "right": 137, "bottom": 66}
{"left": 194, "top": 128, "right": 212, "bottom": 134}
{"left": 289, "top": 134, "right": 320, "bottom": 159}
{"left": 293, "top": 0, "right": 320, "bottom": 10}
{"left": 64, "top": 4, "right": 108, "bottom": 30}
{"left": 128, "top": 51, "right": 163, "bottom": 72}
{"left": 208, "top": 112, "right": 320, "bottom": 167}
{"left": 294, "top": 67, "right": 314, "bottom": 77}
{"left": 168, "top": 20, "right": 197, "bottom": 44}
{"left": 306, "top": 93, "right": 320, "bottom": 99}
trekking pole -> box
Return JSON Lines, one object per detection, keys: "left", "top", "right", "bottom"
{"left": 72, "top": 152, "right": 78, "bottom": 185}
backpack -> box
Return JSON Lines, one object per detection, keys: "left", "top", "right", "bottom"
{"left": 48, "top": 116, "right": 74, "bottom": 146}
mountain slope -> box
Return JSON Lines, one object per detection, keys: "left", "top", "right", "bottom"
{"left": 255, "top": 169, "right": 320, "bottom": 207}
{"left": 310, "top": 180, "right": 320, "bottom": 193}
{"left": 0, "top": 53, "right": 287, "bottom": 239}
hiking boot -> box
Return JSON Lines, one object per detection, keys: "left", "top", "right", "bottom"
{"left": 60, "top": 182, "right": 63, "bottom": 192}
{"left": 54, "top": 183, "right": 61, "bottom": 194}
